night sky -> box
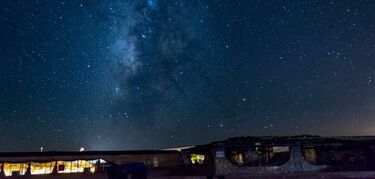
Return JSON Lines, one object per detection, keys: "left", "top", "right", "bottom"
{"left": 1, "top": 0, "right": 375, "bottom": 152}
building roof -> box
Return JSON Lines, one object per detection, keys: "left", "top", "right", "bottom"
{"left": 184, "top": 135, "right": 375, "bottom": 152}
{"left": 0, "top": 150, "right": 180, "bottom": 163}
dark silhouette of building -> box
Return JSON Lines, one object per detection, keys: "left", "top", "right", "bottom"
{"left": 1, "top": 135, "right": 375, "bottom": 178}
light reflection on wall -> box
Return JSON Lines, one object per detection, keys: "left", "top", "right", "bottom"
{"left": 3, "top": 163, "right": 28, "bottom": 176}
{"left": 1, "top": 159, "right": 105, "bottom": 176}
{"left": 30, "top": 162, "right": 55, "bottom": 175}
{"left": 190, "top": 154, "right": 205, "bottom": 164}
{"left": 57, "top": 160, "right": 96, "bottom": 174}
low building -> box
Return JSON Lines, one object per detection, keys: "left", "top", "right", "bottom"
{"left": 1, "top": 136, "right": 375, "bottom": 178}
{"left": 179, "top": 135, "right": 375, "bottom": 177}
{"left": 0, "top": 150, "right": 180, "bottom": 178}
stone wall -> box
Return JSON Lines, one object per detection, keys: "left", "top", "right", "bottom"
{"left": 215, "top": 146, "right": 327, "bottom": 176}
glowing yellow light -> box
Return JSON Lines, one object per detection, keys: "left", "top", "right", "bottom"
{"left": 3, "top": 163, "right": 28, "bottom": 176}
{"left": 190, "top": 154, "right": 205, "bottom": 164}
{"left": 56, "top": 160, "right": 96, "bottom": 174}
{"left": 30, "top": 162, "right": 55, "bottom": 175}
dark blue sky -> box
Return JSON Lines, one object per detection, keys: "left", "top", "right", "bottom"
{"left": 1, "top": 0, "right": 375, "bottom": 152}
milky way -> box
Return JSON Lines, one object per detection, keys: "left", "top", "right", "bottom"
{"left": 0, "top": 0, "right": 375, "bottom": 151}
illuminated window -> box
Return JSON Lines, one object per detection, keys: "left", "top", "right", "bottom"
{"left": 3, "top": 163, "right": 28, "bottom": 176}
{"left": 303, "top": 147, "right": 317, "bottom": 164}
{"left": 231, "top": 153, "right": 244, "bottom": 165}
{"left": 56, "top": 160, "right": 96, "bottom": 174}
{"left": 30, "top": 162, "right": 55, "bottom": 175}
{"left": 226, "top": 146, "right": 290, "bottom": 166}
{"left": 190, "top": 154, "right": 205, "bottom": 164}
